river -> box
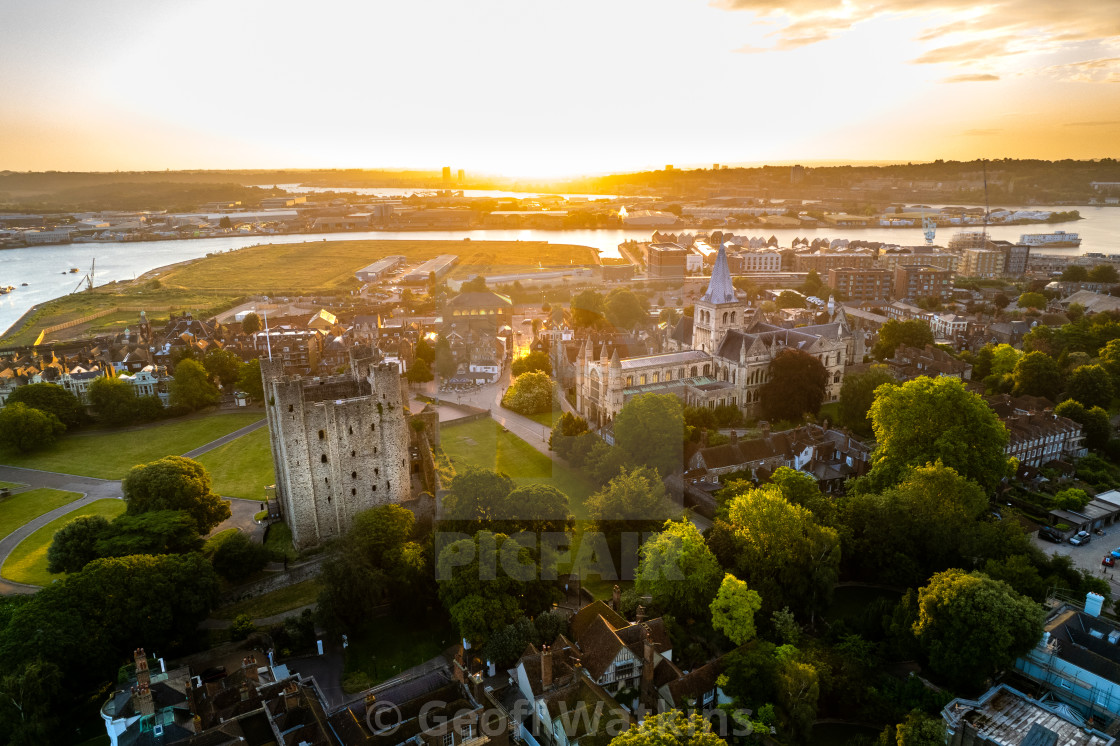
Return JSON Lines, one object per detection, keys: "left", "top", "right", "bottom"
{"left": 2, "top": 207, "right": 1119, "bottom": 336}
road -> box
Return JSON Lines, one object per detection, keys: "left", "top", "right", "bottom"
{"left": 1033, "top": 528, "right": 1120, "bottom": 596}
{"left": 182, "top": 417, "right": 268, "bottom": 458}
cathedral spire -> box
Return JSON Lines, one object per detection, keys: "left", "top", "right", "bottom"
{"left": 701, "top": 243, "right": 737, "bottom": 305}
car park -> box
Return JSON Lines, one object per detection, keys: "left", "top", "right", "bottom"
{"left": 1069, "top": 531, "right": 1092, "bottom": 546}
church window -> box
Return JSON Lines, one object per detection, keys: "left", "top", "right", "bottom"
{"left": 626, "top": 376, "right": 633, "bottom": 386}
{"left": 679, "top": 368, "right": 685, "bottom": 379}
{"left": 690, "top": 366, "right": 697, "bottom": 377}
{"left": 834, "top": 371, "right": 841, "bottom": 383}
{"left": 665, "top": 371, "right": 671, "bottom": 381}
{"left": 723, "top": 312, "right": 728, "bottom": 323}
{"left": 703, "top": 364, "right": 710, "bottom": 376}
{"left": 640, "top": 375, "right": 647, "bottom": 385}
{"left": 731, "top": 312, "right": 736, "bottom": 323}
{"left": 653, "top": 372, "right": 659, "bottom": 383}
{"left": 321, "top": 454, "right": 328, "bottom": 463}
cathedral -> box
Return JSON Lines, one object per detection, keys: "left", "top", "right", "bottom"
{"left": 575, "top": 244, "right": 856, "bottom": 429}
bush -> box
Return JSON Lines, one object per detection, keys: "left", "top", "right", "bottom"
{"left": 229, "top": 614, "right": 256, "bottom": 641}
{"left": 501, "top": 371, "right": 555, "bottom": 415}
{"left": 211, "top": 532, "right": 271, "bottom": 582}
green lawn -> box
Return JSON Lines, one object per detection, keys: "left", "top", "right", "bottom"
{"left": 440, "top": 417, "right": 595, "bottom": 517}
{"left": 0, "top": 412, "right": 264, "bottom": 479}
{"left": 195, "top": 426, "right": 275, "bottom": 500}
{"left": 0, "top": 481, "right": 23, "bottom": 489}
{"left": 525, "top": 410, "right": 558, "bottom": 428}
{"left": 203, "top": 528, "right": 240, "bottom": 552}
{"left": 344, "top": 612, "right": 455, "bottom": 688}
{"left": 264, "top": 522, "right": 297, "bottom": 561}
{"left": 0, "top": 488, "right": 81, "bottom": 539}
{"left": 1, "top": 498, "right": 125, "bottom": 586}
{"left": 213, "top": 579, "right": 322, "bottom": 620}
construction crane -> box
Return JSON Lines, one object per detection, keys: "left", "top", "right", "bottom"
{"left": 71, "top": 258, "right": 95, "bottom": 293}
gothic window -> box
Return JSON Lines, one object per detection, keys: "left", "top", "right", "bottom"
{"left": 834, "top": 371, "right": 841, "bottom": 383}
{"left": 731, "top": 311, "right": 736, "bottom": 323}
{"left": 664, "top": 371, "right": 671, "bottom": 381}
{"left": 703, "top": 364, "right": 710, "bottom": 376}
{"left": 690, "top": 366, "right": 697, "bottom": 377}
{"left": 723, "top": 312, "right": 728, "bottom": 323}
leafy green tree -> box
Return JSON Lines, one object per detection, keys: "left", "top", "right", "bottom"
{"left": 406, "top": 357, "right": 434, "bottom": 385}
{"left": 609, "top": 711, "right": 724, "bottom": 746}
{"left": 759, "top": 348, "right": 829, "bottom": 424}
{"left": 710, "top": 483, "right": 840, "bottom": 620}
{"left": 501, "top": 371, "right": 555, "bottom": 415}
{"left": 1055, "top": 399, "right": 1112, "bottom": 450}
{"left": 1089, "top": 264, "right": 1120, "bottom": 284}
{"left": 241, "top": 312, "right": 262, "bottom": 335}
{"left": 1066, "top": 364, "right": 1113, "bottom": 409}
{"left": 635, "top": 519, "right": 721, "bottom": 618}
{"left": 414, "top": 337, "right": 435, "bottom": 364}
{"left": 614, "top": 393, "right": 684, "bottom": 476}
{"left": 549, "top": 412, "right": 590, "bottom": 458}
{"left": 434, "top": 336, "right": 456, "bottom": 378}
{"left": 210, "top": 531, "right": 270, "bottom": 581}
{"left": 873, "top": 319, "right": 934, "bottom": 360}
{"left": 460, "top": 276, "right": 488, "bottom": 293}
{"left": 511, "top": 350, "right": 552, "bottom": 377}
{"left": 838, "top": 366, "right": 896, "bottom": 435}
{"left": 202, "top": 348, "right": 243, "bottom": 387}
{"left": 912, "top": 569, "right": 1045, "bottom": 689}
{"left": 46, "top": 515, "right": 111, "bottom": 574}
{"left": 483, "top": 617, "right": 537, "bottom": 668}
{"left": 121, "top": 456, "right": 231, "bottom": 533}
{"left": 237, "top": 358, "right": 264, "bottom": 401}
{"left": 879, "top": 710, "right": 947, "bottom": 746}
{"left": 1012, "top": 351, "right": 1063, "bottom": 400}
{"left": 1061, "top": 264, "right": 1089, "bottom": 282}
{"left": 604, "top": 288, "right": 647, "bottom": 330}
{"left": 88, "top": 373, "right": 138, "bottom": 426}
{"left": 1052, "top": 487, "right": 1090, "bottom": 510}
{"left": 0, "top": 403, "right": 64, "bottom": 454}
{"left": 863, "top": 376, "right": 1010, "bottom": 492}
{"left": 503, "top": 483, "right": 572, "bottom": 535}
{"left": 770, "top": 465, "right": 835, "bottom": 524}
{"left": 1098, "top": 338, "right": 1120, "bottom": 388}
{"left": 571, "top": 289, "right": 606, "bottom": 328}
{"left": 586, "top": 466, "right": 681, "bottom": 575}
{"left": 0, "top": 658, "right": 64, "bottom": 746}
{"left": 441, "top": 467, "right": 515, "bottom": 530}
{"left": 4, "top": 383, "right": 83, "bottom": 429}
{"left": 169, "top": 359, "right": 220, "bottom": 410}
{"left": 774, "top": 646, "right": 820, "bottom": 743}
{"left": 95, "top": 510, "right": 204, "bottom": 559}
{"left": 710, "top": 573, "right": 763, "bottom": 646}
{"left": 1017, "top": 291, "right": 1047, "bottom": 310}
{"left": 436, "top": 531, "right": 558, "bottom": 645}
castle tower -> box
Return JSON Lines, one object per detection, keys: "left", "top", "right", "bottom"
{"left": 262, "top": 346, "right": 411, "bottom": 549}
{"left": 692, "top": 243, "right": 742, "bottom": 354}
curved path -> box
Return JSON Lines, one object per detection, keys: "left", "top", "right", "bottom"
{"left": 0, "top": 419, "right": 270, "bottom": 594}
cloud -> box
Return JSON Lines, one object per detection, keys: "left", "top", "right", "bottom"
{"left": 940, "top": 73, "right": 1000, "bottom": 83}
{"left": 1043, "top": 56, "right": 1120, "bottom": 82}
{"left": 713, "top": 0, "right": 1120, "bottom": 67}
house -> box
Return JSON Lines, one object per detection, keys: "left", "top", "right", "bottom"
{"left": 308, "top": 309, "right": 339, "bottom": 331}
{"left": 886, "top": 345, "right": 972, "bottom": 381}
{"left": 1015, "top": 593, "right": 1120, "bottom": 722}
{"left": 942, "top": 683, "right": 1114, "bottom": 746}
{"left": 1047, "top": 491, "right": 1120, "bottom": 535}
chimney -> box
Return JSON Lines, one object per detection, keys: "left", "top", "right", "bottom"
{"left": 134, "top": 648, "right": 150, "bottom": 688}
{"left": 636, "top": 605, "right": 647, "bottom": 623}
{"left": 642, "top": 628, "right": 655, "bottom": 686}
{"left": 134, "top": 684, "right": 155, "bottom": 717}
{"left": 1086, "top": 592, "right": 1105, "bottom": 617}
{"left": 239, "top": 680, "right": 252, "bottom": 702}
{"left": 541, "top": 646, "right": 553, "bottom": 689}
{"left": 612, "top": 584, "right": 621, "bottom": 612}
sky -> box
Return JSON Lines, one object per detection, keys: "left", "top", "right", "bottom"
{"left": 1, "top": 0, "right": 1118, "bottom": 178}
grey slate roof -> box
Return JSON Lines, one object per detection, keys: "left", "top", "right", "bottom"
{"left": 700, "top": 244, "right": 737, "bottom": 305}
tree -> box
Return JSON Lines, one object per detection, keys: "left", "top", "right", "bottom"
{"left": 838, "top": 366, "right": 896, "bottom": 435}
{"left": 609, "top": 711, "right": 724, "bottom": 746}
{"left": 169, "top": 359, "right": 220, "bottom": 410}
{"left": 0, "top": 403, "right": 64, "bottom": 454}
{"left": 87, "top": 375, "right": 138, "bottom": 426}
{"left": 1066, "top": 364, "right": 1113, "bottom": 409}
{"left": 436, "top": 531, "right": 558, "bottom": 645}
{"left": 710, "top": 573, "right": 763, "bottom": 646}
{"left": 872, "top": 319, "right": 934, "bottom": 359}
{"left": 912, "top": 569, "right": 1044, "bottom": 688}
{"left": 511, "top": 350, "right": 552, "bottom": 377}
{"left": 759, "top": 348, "right": 829, "bottom": 424}
{"left": 414, "top": 337, "right": 435, "bottom": 365}
{"left": 4, "top": 383, "right": 83, "bottom": 429}
{"left": 776, "top": 290, "right": 805, "bottom": 309}
{"left": 604, "top": 288, "right": 647, "bottom": 330}
{"left": 501, "top": 371, "right": 555, "bottom": 415}
{"left": 460, "top": 276, "right": 488, "bottom": 293}
{"left": 863, "top": 376, "right": 1010, "bottom": 493}
{"left": 94, "top": 511, "right": 204, "bottom": 559}
{"left": 613, "top": 393, "right": 684, "bottom": 476}
{"left": 1012, "top": 351, "right": 1063, "bottom": 400}
{"left": 502, "top": 483, "right": 572, "bottom": 535}
{"left": 210, "top": 531, "right": 270, "bottom": 581}
{"left": 203, "top": 348, "right": 243, "bottom": 387}
{"left": 549, "top": 412, "right": 590, "bottom": 458}
{"left": 1055, "top": 399, "right": 1112, "bottom": 450}
{"left": 1089, "top": 264, "right": 1120, "bottom": 284}
{"left": 121, "top": 456, "right": 231, "bottom": 533}
{"left": 237, "top": 358, "right": 264, "bottom": 401}
{"left": 46, "top": 515, "right": 111, "bottom": 574}
{"left": 441, "top": 467, "right": 515, "bottom": 530}
{"left": 635, "top": 519, "right": 721, "bottom": 618}
{"left": 241, "top": 312, "right": 262, "bottom": 335}
{"left": 1061, "top": 264, "right": 1090, "bottom": 282}
{"left": 1052, "top": 487, "right": 1090, "bottom": 510}
{"left": 586, "top": 466, "right": 681, "bottom": 576}
{"left": 571, "top": 290, "right": 606, "bottom": 328}
{"left": 774, "top": 647, "right": 820, "bottom": 743}
{"left": 406, "top": 358, "right": 434, "bottom": 385}
{"left": 710, "top": 483, "right": 840, "bottom": 620}
{"left": 1017, "top": 291, "right": 1047, "bottom": 310}
{"left": 0, "top": 658, "right": 64, "bottom": 746}
{"left": 434, "top": 336, "right": 457, "bottom": 378}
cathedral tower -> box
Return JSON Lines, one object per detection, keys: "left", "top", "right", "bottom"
{"left": 692, "top": 243, "right": 742, "bottom": 354}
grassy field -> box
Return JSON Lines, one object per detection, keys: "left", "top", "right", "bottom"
{"left": 0, "top": 412, "right": 264, "bottom": 479}
{"left": 213, "top": 579, "right": 322, "bottom": 620}
{"left": 264, "top": 522, "right": 297, "bottom": 561}
{"left": 195, "top": 426, "right": 275, "bottom": 500}
{"left": 203, "top": 528, "right": 240, "bottom": 551}
{"left": 0, "top": 488, "right": 82, "bottom": 540}
{"left": 440, "top": 417, "right": 595, "bottom": 517}
{"left": 344, "top": 612, "right": 455, "bottom": 689}
{"left": 1, "top": 498, "right": 125, "bottom": 586}
{"left": 0, "top": 481, "right": 23, "bottom": 490}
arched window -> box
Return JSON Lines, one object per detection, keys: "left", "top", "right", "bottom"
{"left": 731, "top": 312, "right": 736, "bottom": 323}
{"left": 722, "top": 312, "right": 728, "bottom": 323}
{"left": 703, "top": 364, "right": 711, "bottom": 376}
{"left": 834, "top": 371, "right": 842, "bottom": 383}
{"left": 626, "top": 376, "right": 633, "bottom": 386}
{"left": 690, "top": 366, "right": 698, "bottom": 377}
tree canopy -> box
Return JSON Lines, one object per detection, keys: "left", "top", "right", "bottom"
{"left": 759, "top": 348, "right": 829, "bottom": 424}
{"left": 511, "top": 350, "right": 552, "bottom": 377}
{"left": 501, "top": 371, "right": 555, "bottom": 415}
{"left": 863, "top": 376, "right": 1010, "bottom": 493}
{"left": 406, "top": 357, "right": 434, "bottom": 384}
{"left": 202, "top": 348, "right": 243, "bottom": 387}
{"left": 169, "top": 359, "right": 220, "bottom": 410}
{"left": 1012, "top": 351, "right": 1063, "bottom": 400}
{"left": 609, "top": 711, "right": 725, "bottom": 746}
{"left": 710, "top": 573, "right": 763, "bottom": 646}
{"left": 121, "top": 456, "right": 231, "bottom": 533}
{"left": 586, "top": 466, "right": 681, "bottom": 575}
{"left": 236, "top": 358, "right": 264, "bottom": 401}
{"left": 873, "top": 319, "right": 934, "bottom": 360}
{"left": 1054, "top": 399, "right": 1112, "bottom": 450}
{"left": 613, "top": 393, "right": 684, "bottom": 476}
{"left": 87, "top": 375, "right": 139, "bottom": 426}
{"left": 1066, "top": 364, "right": 1113, "bottom": 409}
{"left": 0, "top": 403, "right": 64, "bottom": 454}
{"left": 634, "top": 519, "right": 722, "bottom": 618}
{"left": 838, "top": 366, "right": 896, "bottom": 435}
{"left": 240, "top": 312, "right": 261, "bottom": 335}
{"left": 1017, "top": 291, "right": 1047, "bottom": 310}
{"left": 604, "top": 288, "right": 648, "bottom": 330}
{"left": 4, "top": 383, "right": 83, "bottom": 429}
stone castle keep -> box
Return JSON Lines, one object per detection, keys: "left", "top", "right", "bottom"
{"left": 262, "top": 346, "right": 411, "bottom": 549}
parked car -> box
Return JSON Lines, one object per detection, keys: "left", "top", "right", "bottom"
{"left": 1039, "top": 527, "right": 1064, "bottom": 543}
{"left": 1104, "top": 556, "right": 1115, "bottom": 567}
{"left": 1070, "top": 531, "right": 1092, "bottom": 546}
{"left": 1111, "top": 547, "right": 1120, "bottom": 559}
